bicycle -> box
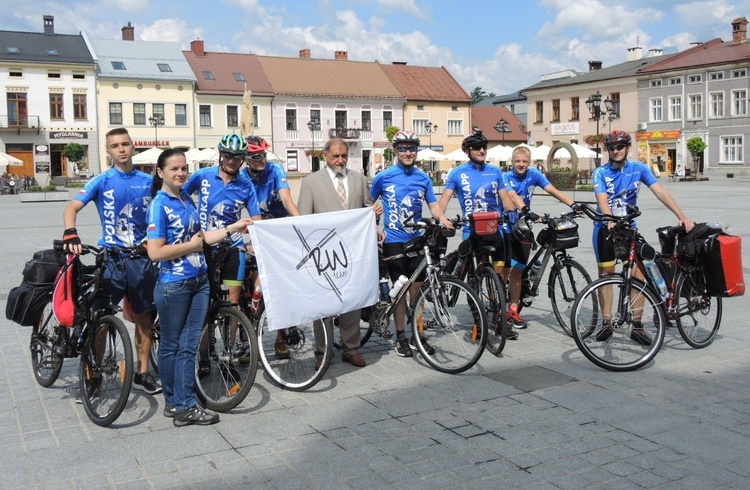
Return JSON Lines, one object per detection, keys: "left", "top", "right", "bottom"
{"left": 31, "top": 241, "right": 134, "bottom": 427}
{"left": 193, "top": 243, "right": 259, "bottom": 411}
{"left": 367, "top": 216, "right": 488, "bottom": 374}
{"left": 514, "top": 210, "right": 592, "bottom": 336}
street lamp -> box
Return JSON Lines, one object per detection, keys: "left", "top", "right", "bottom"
{"left": 493, "top": 118, "right": 509, "bottom": 144}
{"left": 307, "top": 119, "right": 318, "bottom": 171}
{"left": 425, "top": 121, "right": 438, "bottom": 149}
{"left": 585, "top": 91, "right": 618, "bottom": 167}
{"left": 148, "top": 115, "right": 165, "bottom": 147}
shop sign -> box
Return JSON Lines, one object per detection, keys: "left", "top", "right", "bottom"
{"left": 636, "top": 130, "right": 680, "bottom": 141}
{"left": 551, "top": 122, "right": 579, "bottom": 136}
{"left": 49, "top": 131, "right": 88, "bottom": 139}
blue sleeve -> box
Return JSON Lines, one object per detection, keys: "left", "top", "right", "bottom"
{"left": 184, "top": 170, "right": 200, "bottom": 195}
{"left": 75, "top": 173, "right": 103, "bottom": 205}
{"left": 593, "top": 167, "right": 607, "bottom": 195}
{"left": 445, "top": 168, "right": 459, "bottom": 192}
{"left": 532, "top": 168, "right": 551, "bottom": 188}
{"left": 245, "top": 186, "right": 261, "bottom": 216}
{"left": 273, "top": 165, "right": 290, "bottom": 191}
{"left": 370, "top": 172, "right": 382, "bottom": 199}
{"left": 640, "top": 163, "right": 658, "bottom": 187}
{"left": 424, "top": 174, "right": 437, "bottom": 204}
{"left": 147, "top": 196, "right": 167, "bottom": 241}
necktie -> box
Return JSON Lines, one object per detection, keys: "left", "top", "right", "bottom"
{"left": 336, "top": 174, "right": 347, "bottom": 209}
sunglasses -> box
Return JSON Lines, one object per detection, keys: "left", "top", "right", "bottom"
{"left": 221, "top": 152, "right": 244, "bottom": 160}
{"left": 469, "top": 145, "right": 488, "bottom": 151}
{"left": 247, "top": 153, "right": 266, "bottom": 161}
{"left": 607, "top": 144, "right": 628, "bottom": 152}
{"left": 395, "top": 146, "right": 418, "bottom": 153}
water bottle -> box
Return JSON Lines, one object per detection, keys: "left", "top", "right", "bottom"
{"left": 528, "top": 259, "right": 541, "bottom": 281}
{"left": 389, "top": 275, "right": 409, "bottom": 299}
{"left": 251, "top": 285, "right": 262, "bottom": 313}
{"left": 644, "top": 260, "right": 668, "bottom": 302}
{"left": 379, "top": 277, "right": 391, "bottom": 303}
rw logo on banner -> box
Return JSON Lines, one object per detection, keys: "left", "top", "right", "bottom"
{"left": 247, "top": 208, "right": 379, "bottom": 330}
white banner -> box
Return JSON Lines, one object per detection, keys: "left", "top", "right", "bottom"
{"left": 247, "top": 208, "right": 379, "bottom": 330}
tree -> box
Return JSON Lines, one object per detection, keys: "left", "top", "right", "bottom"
{"left": 62, "top": 143, "right": 87, "bottom": 171}
{"left": 470, "top": 87, "right": 497, "bottom": 105}
{"left": 686, "top": 136, "right": 707, "bottom": 155}
{"left": 383, "top": 125, "right": 400, "bottom": 167}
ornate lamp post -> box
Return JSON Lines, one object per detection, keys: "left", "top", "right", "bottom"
{"left": 425, "top": 121, "right": 437, "bottom": 149}
{"left": 584, "top": 91, "right": 617, "bottom": 167}
{"left": 148, "top": 115, "right": 165, "bottom": 147}
{"left": 493, "top": 118, "right": 509, "bottom": 144}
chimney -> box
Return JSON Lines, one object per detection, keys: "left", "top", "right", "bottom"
{"left": 732, "top": 17, "right": 748, "bottom": 43}
{"left": 43, "top": 15, "right": 54, "bottom": 35}
{"left": 648, "top": 48, "right": 663, "bottom": 57}
{"left": 191, "top": 39, "right": 205, "bottom": 56}
{"left": 299, "top": 49, "right": 311, "bottom": 59}
{"left": 334, "top": 50, "right": 348, "bottom": 60}
{"left": 588, "top": 60, "right": 602, "bottom": 71}
{"left": 122, "top": 22, "right": 134, "bottom": 41}
{"left": 626, "top": 46, "right": 643, "bottom": 61}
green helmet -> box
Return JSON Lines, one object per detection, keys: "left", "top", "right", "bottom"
{"left": 218, "top": 133, "right": 248, "bottom": 156}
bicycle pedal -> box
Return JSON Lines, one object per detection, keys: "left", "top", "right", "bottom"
{"left": 381, "top": 331, "right": 393, "bottom": 339}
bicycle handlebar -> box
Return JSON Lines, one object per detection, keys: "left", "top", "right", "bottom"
{"left": 576, "top": 202, "right": 641, "bottom": 224}
{"left": 53, "top": 239, "right": 98, "bottom": 256}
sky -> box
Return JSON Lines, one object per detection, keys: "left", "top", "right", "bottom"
{"left": 2, "top": 0, "right": 749, "bottom": 96}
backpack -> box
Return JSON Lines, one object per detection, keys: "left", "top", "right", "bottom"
{"left": 52, "top": 255, "right": 78, "bottom": 328}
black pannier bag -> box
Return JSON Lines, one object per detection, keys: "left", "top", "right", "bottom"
{"left": 23, "top": 249, "right": 66, "bottom": 287}
{"left": 548, "top": 217, "right": 579, "bottom": 250}
{"left": 6, "top": 283, "right": 51, "bottom": 327}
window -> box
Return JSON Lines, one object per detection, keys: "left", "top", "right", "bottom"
{"left": 152, "top": 103, "right": 165, "bottom": 121}
{"left": 73, "top": 94, "right": 87, "bottom": 120}
{"left": 72, "top": 71, "right": 85, "bottom": 80}
{"left": 202, "top": 71, "right": 214, "bottom": 80}
{"left": 47, "top": 71, "right": 61, "bottom": 79}
{"left": 447, "top": 119, "right": 463, "bottom": 136}
{"left": 6, "top": 92, "right": 27, "bottom": 126}
{"left": 710, "top": 92, "right": 724, "bottom": 118}
{"left": 253, "top": 105, "right": 259, "bottom": 128}
{"left": 286, "top": 108, "right": 297, "bottom": 131}
{"left": 668, "top": 77, "right": 682, "bottom": 85}
{"left": 649, "top": 79, "right": 662, "bottom": 87}
{"left": 416, "top": 105, "right": 424, "bottom": 110}
{"left": 361, "top": 110, "right": 371, "bottom": 131}
{"left": 721, "top": 136, "right": 743, "bottom": 163}
{"left": 413, "top": 119, "right": 428, "bottom": 134}
{"left": 732, "top": 89, "right": 747, "bottom": 116}
{"left": 199, "top": 105, "right": 211, "bottom": 127}
{"left": 49, "top": 93, "right": 63, "bottom": 119}
{"left": 47, "top": 49, "right": 58, "bottom": 56}
{"left": 551, "top": 99, "right": 560, "bottom": 121}
{"left": 688, "top": 74, "right": 702, "bottom": 83}
{"left": 109, "top": 102, "right": 123, "bottom": 125}
{"left": 535, "top": 101, "right": 543, "bottom": 123}
{"left": 570, "top": 97, "right": 579, "bottom": 120}
{"left": 668, "top": 96, "right": 682, "bottom": 121}
{"left": 310, "top": 109, "right": 321, "bottom": 131}
{"left": 111, "top": 61, "right": 126, "bottom": 70}
{"left": 732, "top": 69, "right": 747, "bottom": 78}
{"left": 688, "top": 94, "right": 702, "bottom": 120}
{"left": 710, "top": 71, "right": 724, "bottom": 81}
{"left": 452, "top": 106, "right": 458, "bottom": 111}
{"left": 610, "top": 92, "right": 621, "bottom": 115}
{"left": 133, "top": 103, "right": 146, "bottom": 125}
{"left": 6, "top": 46, "right": 19, "bottom": 54}
{"left": 233, "top": 72, "right": 245, "bottom": 81}
{"left": 383, "top": 110, "right": 392, "bottom": 130}
{"left": 649, "top": 98, "right": 662, "bottom": 122}
{"left": 9, "top": 68, "right": 22, "bottom": 78}
{"left": 227, "top": 105, "right": 238, "bottom": 128}
{"left": 335, "top": 110, "right": 347, "bottom": 129}
{"left": 175, "top": 104, "right": 187, "bottom": 126}
{"left": 157, "top": 63, "right": 172, "bottom": 72}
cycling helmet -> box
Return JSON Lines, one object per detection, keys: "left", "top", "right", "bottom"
{"left": 247, "top": 135, "right": 271, "bottom": 153}
{"left": 392, "top": 129, "right": 420, "bottom": 147}
{"left": 218, "top": 133, "right": 248, "bottom": 156}
{"left": 461, "top": 129, "right": 489, "bottom": 152}
{"left": 512, "top": 216, "right": 534, "bottom": 245}
{"left": 604, "top": 130, "right": 632, "bottom": 148}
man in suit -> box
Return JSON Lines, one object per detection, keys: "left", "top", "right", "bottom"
{"left": 297, "top": 137, "right": 374, "bottom": 368}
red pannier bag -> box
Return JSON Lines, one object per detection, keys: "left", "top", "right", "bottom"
{"left": 702, "top": 234, "right": 745, "bottom": 297}
{"left": 52, "top": 255, "right": 78, "bottom": 327}
{"left": 469, "top": 211, "right": 500, "bottom": 236}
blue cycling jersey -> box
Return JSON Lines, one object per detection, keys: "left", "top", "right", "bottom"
{"left": 592, "top": 159, "right": 657, "bottom": 229}
{"left": 244, "top": 162, "right": 290, "bottom": 218}
{"left": 184, "top": 166, "right": 261, "bottom": 247}
{"left": 445, "top": 162, "right": 506, "bottom": 239}
{"left": 504, "top": 168, "right": 551, "bottom": 226}
{"left": 147, "top": 189, "right": 207, "bottom": 283}
{"left": 74, "top": 167, "right": 152, "bottom": 249}
{"left": 370, "top": 163, "right": 437, "bottom": 243}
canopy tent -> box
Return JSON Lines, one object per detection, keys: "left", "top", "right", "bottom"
{"left": 416, "top": 148, "right": 446, "bottom": 161}
{"left": 131, "top": 147, "right": 164, "bottom": 165}
{"left": 443, "top": 148, "right": 467, "bottom": 161}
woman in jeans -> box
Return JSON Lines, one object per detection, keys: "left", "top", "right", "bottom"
{"left": 147, "top": 149, "right": 252, "bottom": 426}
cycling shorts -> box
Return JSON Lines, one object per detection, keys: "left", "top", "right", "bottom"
{"left": 206, "top": 246, "right": 246, "bottom": 288}
{"left": 593, "top": 226, "right": 617, "bottom": 267}
{"left": 383, "top": 242, "right": 425, "bottom": 284}
{"left": 98, "top": 253, "right": 157, "bottom": 315}
{"left": 508, "top": 233, "right": 531, "bottom": 269}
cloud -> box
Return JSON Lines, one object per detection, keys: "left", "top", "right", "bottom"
{"left": 102, "top": 0, "right": 148, "bottom": 13}
{"left": 371, "top": 0, "right": 430, "bottom": 21}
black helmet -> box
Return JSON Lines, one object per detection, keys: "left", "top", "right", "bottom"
{"left": 512, "top": 216, "right": 534, "bottom": 245}
{"left": 604, "top": 130, "right": 631, "bottom": 148}
{"left": 461, "top": 129, "right": 488, "bottom": 152}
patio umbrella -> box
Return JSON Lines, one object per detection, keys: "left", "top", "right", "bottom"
{"left": 486, "top": 145, "right": 513, "bottom": 162}
{"left": 530, "top": 144, "right": 551, "bottom": 161}
{"left": 443, "top": 148, "right": 467, "bottom": 161}
{"left": 131, "top": 147, "right": 164, "bottom": 165}
{"left": 0, "top": 150, "right": 23, "bottom": 166}
{"left": 265, "top": 150, "right": 284, "bottom": 163}
{"left": 184, "top": 148, "right": 201, "bottom": 160}
{"left": 191, "top": 147, "right": 220, "bottom": 164}
{"left": 569, "top": 143, "right": 598, "bottom": 158}
{"left": 240, "top": 88, "right": 254, "bottom": 138}
{"left": 416, "top": 148, "right": 446, "bottom": 161}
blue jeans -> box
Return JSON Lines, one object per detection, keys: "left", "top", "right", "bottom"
{"left": 154, "top": 274, "right": 209, "bottom": 411}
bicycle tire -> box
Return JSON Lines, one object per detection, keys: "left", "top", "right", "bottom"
{"left": 79, "top": 315, "right": 134, "bottom": 427}
{"left": 149, "top": 316, "right": 160, "bottom": 374}
{"left": 674, "top": 267, "right": 722, "bottom": 348}
{"left": 472, "top": 265, "right": 508, "bottom": 356}
{"left": 195, "top": 306, "right": 257, "bottom": 412}
{"left": 257, "top": 300, "right": 333, "bottom": 391}
{"left": 571, "top": 276, "right": 666, "bottom": 372}
{"left": 548, "top": 258, "right": 592, "bottom": 337}
{"left": 30, "top": 300, "right": 65, "bottom": 387}
{"left": 411, "top": 276, "right": 487, "bottom": 374}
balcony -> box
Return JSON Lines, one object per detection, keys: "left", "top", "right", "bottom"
{"left": 0, "top": 115, "right": 42, "bottom": 134}
{"left": 328, "top": 128, "right": 361, "bottom": 140}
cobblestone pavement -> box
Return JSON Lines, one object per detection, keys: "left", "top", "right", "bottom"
{"left": 1, "top": 179, "right": 749, "bottom": 489}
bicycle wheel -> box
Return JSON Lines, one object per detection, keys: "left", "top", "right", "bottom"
{"left": 472, "top": 265, "right": 507, "bottom": 356}
{"left": 30, "top": 300, "right": 65, "bottom": 387}
{"left": 549, "top": 258, "right": 592, "bottom": 337}
{"left": 674, "top": 267, "right": 722, "bottom": 348}
{"left": 79, "top": 315, "right": 134, "bottom": 427}
{"left": 195, "top": 306, "right": 257, "bottom": 412}
{"left": 149, "top": 315, "right": 160, "bottom": 374}
{"left": 571, "top": 276, "right": 665, "bottom": 372}
{"left": 411, "top": 276, "right": 487, "bottom": 374}
{"left": 257, "top": 301, "right": 333, "bottom": 391}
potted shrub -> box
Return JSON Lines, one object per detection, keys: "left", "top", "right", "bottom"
{"left": 20, "top": 183, "right": 69, "bottom": 203}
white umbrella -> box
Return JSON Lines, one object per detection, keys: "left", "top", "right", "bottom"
{"left": 569, "top": 143, "right": 598, "bottom": 158}
{"left": 530, "top": 144, "right": 551, "bottom": 161}
{"left": 192, "top": 147, "right": 220, "bottom": 164}
{"left": 0, "top": 150, "right": 23, "bottom": 166}
{"left": 416, "top": 148, "right": 446, "bottom": 161}
{"left": 265, "top": 150, "right": 284, "bottom": 163}
{"left": 132, "top": 147, "right": 164, "bottom": 165}
{"left": 184, "top": 148, "right": 201, "bottom": 160}
{"left": 240, "top": 89, "right": 254, "bottom": 138}
{"left": 443, "top": 148, "right": 467, "bottom": 161}
{"left": 486, "top": 145, "right": 513, "bottom": 162}
{"left": 550, "top": 147, "right": 572, "bottom": 159}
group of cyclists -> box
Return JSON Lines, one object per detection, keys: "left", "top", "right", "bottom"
{"left": 60, "top": 123, "right": 694, "bottom": 426}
